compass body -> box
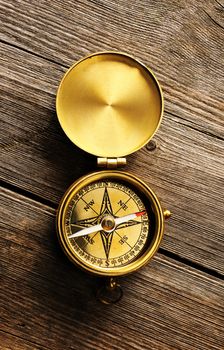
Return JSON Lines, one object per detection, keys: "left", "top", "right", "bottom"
{"left": 57, "top": 171, "right": 164, "bottom": 276}
{"left": 56, "top": 51, "right": 170, "bottom": 300}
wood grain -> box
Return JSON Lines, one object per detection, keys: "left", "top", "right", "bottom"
{"left": 0, "top": 331, "right": 47, "bottom": 350}
{"left": 1, "top": 0, "right": 224, "bottom": 348}
{"left": 1, "top": 187, "right": 223, "bottom": 350}
{"left": 1, "top": 42, "right": 224, "bottom": 274}
{"left": 0, "top": 0, "right": 223, "bottom": 137}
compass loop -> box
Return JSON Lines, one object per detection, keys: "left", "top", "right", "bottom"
{"left": 96, "top": 278, "right": 123, "bottom": 304}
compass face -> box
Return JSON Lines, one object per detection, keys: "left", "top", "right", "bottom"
{"left": 57, "top": 171, "right": 163, "bottom": 276}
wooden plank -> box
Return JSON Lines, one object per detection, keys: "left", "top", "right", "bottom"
{"left": 0, "top": 331, "right": 49, "bottom": 350}
{"left": 1, "top": 42, "right": 224, "bottom": 274}
{"left": 1, "top": 187, "right": 223, "bottom": 350}
{"left": 1, "top": 1, "right": 224, "bottom": 349}
{"left": 0, "top": 0, "right": 223, "bottom": 137}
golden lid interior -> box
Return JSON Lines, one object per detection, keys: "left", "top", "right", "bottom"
{"left": 56, "top": 52, "right": 163, "bottom": 157}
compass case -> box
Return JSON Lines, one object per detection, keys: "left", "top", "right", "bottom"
{"left": 56, "top": 52, "right": 163, "bottom": 157}
{"left": 57, "top": 171, "right": 165, "bottom": 277}
{"left": 55, "top": 53, "right": 170, "bottom": 295}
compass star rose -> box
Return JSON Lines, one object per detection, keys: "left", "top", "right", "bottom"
{"left": 98, "top": 186, "right": 114, "bottom": 262}
{"left": 75, "top": 184, "right": 115, "bottom": 262}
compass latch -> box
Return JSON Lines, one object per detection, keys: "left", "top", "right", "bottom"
{"left": 97, "top": 157, "right": 127, "bottom": 169}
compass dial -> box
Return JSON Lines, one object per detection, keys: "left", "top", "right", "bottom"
{"left": 64, "top": 180, "right": 149, "bottom": 269}
{"left": 57, "top": 171, "right": 164, "bottom": 276}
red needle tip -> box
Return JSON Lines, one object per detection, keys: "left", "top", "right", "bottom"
{"left": 136, "top": 210, "right": 146, "bottom": 217}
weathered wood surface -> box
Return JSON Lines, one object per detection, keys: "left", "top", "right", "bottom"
{"left": 1, "top": 188, "right": 224, "bottom": 350}
{"left": 1, "top": 0, "right": 223, "bottom": 137}
{"left": 1, "top": 0, "right": 224, "bottom": 349}
{"left": 1, "top": 41, "right": 224, "bottom": 274}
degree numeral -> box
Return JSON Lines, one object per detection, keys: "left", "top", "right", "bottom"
{"left": 84, "top": 199, "right": 94, "bottom": 211}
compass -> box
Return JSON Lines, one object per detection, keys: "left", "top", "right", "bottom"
{"left": 56, "top": 52, "right": 171, "bottom": 302}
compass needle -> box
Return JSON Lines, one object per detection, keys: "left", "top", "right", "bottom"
{"left": 69, "top": 224, "right": 103, "bottom": 238}
{"left": 68, "top": 210, "right": 146, "bottom": 238}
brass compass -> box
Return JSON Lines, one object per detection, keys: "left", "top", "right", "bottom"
{"left": 56, "top": 52, "right": 171, "bottom": 303}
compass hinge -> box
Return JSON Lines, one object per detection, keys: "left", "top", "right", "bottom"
{"left": 97, "top": 157, "right": 127, "bottom": 169}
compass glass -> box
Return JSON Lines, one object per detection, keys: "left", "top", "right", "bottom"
{"left": 57, "top": 171, "right": 163, "bottom": 276}
{"left": 65, "top": 180, "right": 149, "bottom": 269}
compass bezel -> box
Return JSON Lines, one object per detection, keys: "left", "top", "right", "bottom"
{"left": 56, "top": 170, "right": 164, "bottom": 277}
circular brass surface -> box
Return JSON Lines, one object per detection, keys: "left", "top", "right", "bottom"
{"left": 101, "top": 215, "right": 115, "bottom": 232}
{"left": 56, "top": 52, "right": 163, "bottom": 157}
{"left": 57, "top": 171, "right": 164, "bottom": 277}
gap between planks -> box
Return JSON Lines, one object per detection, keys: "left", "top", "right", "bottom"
{"left": 0, "top": 38, "right": 223, "bottom": 142}
{"left": 1, "top": 183, "right": 223, "bottom": 281}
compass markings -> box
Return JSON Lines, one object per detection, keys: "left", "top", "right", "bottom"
{"left": 67, "top": 180, "right": 149, "bottom": 268}
{"left": 100, "top": 231, "right": 114, "bottom": 260}
{"left": 69, "top": 222, "right": 90, "bottom": 237}
{"left": 70, "top": 223, "right": 88, "bottom": 229}
{"left": 114, "top": 197, "right": 131, "bottom": 215}
{"left": 99, "top": 186, "right": 115, "bottom": 260}
{"left": 100, "top": 185, "right": 113, "bottom": 215}
{"left": 116, "top": 220, "right": 142, "bottom": 230}
{"left": 82, "top": 231, "right": 101, "bottom": 249}
{"left": 81, "top": 197, "right": 99, "bottom": 215}
{"left": 115, "top": 230, "right": 132, "bottom": 249}
{"left": 75, "top": 215, "right": 99, "bottom": 227}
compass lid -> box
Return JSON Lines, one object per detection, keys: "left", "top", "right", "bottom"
{"left": 56, "top": 52, "right": 163, "bottom": 158}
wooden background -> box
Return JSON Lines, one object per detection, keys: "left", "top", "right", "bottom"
{"left": 1, "top": 0, "right": 224, "bottom": 349}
